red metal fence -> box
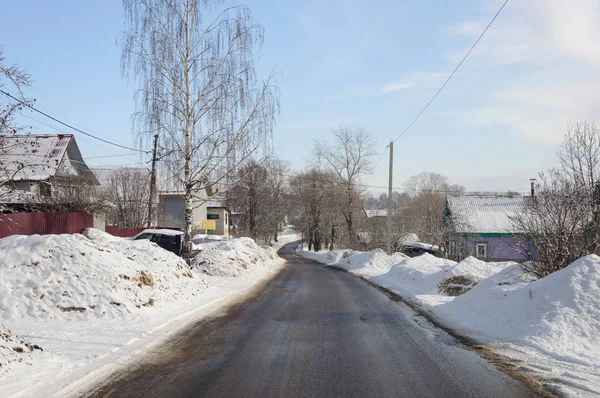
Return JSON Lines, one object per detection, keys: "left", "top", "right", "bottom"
{"left": 0, "top": 212, "right": 94, "bottom": 239}
{"left": 105, "top": 226, "right": 147, "bottom": 238}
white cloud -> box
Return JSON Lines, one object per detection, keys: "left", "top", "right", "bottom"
{"left": 323, "top": 71, "right": 446, "bottom": 101}
{"left": 452, "top": 0, "right": 600, "bottom": 143}
{"left": 381, "top": 81, "right": 414, "bottom": 93}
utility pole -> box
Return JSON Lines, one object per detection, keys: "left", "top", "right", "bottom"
{"left": 387, "top": 141, "right": 393, "bottom": 255}
{"left": 147, "top": 134, "right": 159, "bottom": 228}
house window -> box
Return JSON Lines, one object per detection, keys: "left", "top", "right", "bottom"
{"left": 475, "top": 242, "right": 488, "bottom": 259}
{"left": 207, "top": 213, "right": 219, "bottom": 220}
{"left": 225, "top": 212, "right": 228, "bottom": 226}
{"left": 39, "top": 183, "right": 51, "bottom": 197}
{"left": 449, "top": 240, "right": 456, "bottom": 256}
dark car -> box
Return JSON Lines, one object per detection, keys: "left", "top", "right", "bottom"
{"left": 133, "top": 229, "right": 183, "bottom": 256}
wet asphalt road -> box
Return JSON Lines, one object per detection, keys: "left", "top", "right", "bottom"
{"left": 84, "top": 242, "right": 534, "bottom": 398}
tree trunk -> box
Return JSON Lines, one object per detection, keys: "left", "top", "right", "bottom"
{"left": 182, "top": 17, "right": 193, "bottom": 263}
{"left": 329, "top": 225, "right": 335, "bottom": 251}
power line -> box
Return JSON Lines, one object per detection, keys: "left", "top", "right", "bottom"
{"left": 1, "top": 89, "right": 149, "bottom": 153}
{"left": 16, "top": 111, "right": 142, "bottom": 164}
{"left": 372, "top": 145, "right": 389, "bottom": 170}
{"left": 86, "top": 153, "right": 143, "bottom": 159}
{"left": 392, "top": 0, "right": 509, "bottom": 143}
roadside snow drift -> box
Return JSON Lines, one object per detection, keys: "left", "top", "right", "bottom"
{"left": 192, "top": 237, "right": 282, "bottom": 277}
{"left": 439, "top": 255, "right": 600, "bottom": 367}
{"left": 0, "top": 229, "right": 209, "bottom": 320}
{"left": 299, "top": 247, "right": 600, "bottom": 395}
{"left": 0, "top": 324, "right": 41, "bottom": 376}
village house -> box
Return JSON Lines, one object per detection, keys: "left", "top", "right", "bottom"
{"left": 444, "top": 195, "right": 534, "bottom": 262}
{"left": 0, "top": 134, "right": 99, "bottom": 211}
{"left": 206, "top": 201, "right": 231, "bottom": 236}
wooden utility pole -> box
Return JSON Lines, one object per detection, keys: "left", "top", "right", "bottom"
{"left": 147, "top": 134, "right": 159, "bottom": 228}
{"left": 387, "top": 141, "right": 393, "bottom": 254}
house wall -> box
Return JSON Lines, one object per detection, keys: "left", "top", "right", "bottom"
{"left": 448, "top": 233, "right": 534, "bottom": 262}
{"left": 206, "top": 208, "right": 230, "bottom": 236}
{"left": 160, "top": 195, "right": 207, "bottom": 231}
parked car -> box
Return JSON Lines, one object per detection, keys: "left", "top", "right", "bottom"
{"left": 132, "top": 229, "right": 184, "bottom": 256}
{"left": 399, "top": 242, "right": 442, "bottom": 258}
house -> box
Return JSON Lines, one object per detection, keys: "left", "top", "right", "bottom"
{"left": 0, "top": 134, "right": 99, "bottom": 211}
{"left": 157, "top": 174, "right": 220, "bottom": 232}
{"left": 206, "top": 201, "right": 231, "bottom": 236}
{"left": 444, "top": 195, "right": 533, "bottom": 262}
{"left": 158, "top": 192, "right": 208, "bottom": 231}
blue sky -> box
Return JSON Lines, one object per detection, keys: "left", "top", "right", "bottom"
{"left": 2, "top": 0, "right": 599, "bottom": 195}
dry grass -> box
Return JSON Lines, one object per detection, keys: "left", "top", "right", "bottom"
{"left": 136, "top": 271, "right": 154, "bottom": 287}
{"left": 438, "top": 275, "right": 477, "bottom": 296}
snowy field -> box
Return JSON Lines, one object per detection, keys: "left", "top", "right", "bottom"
{"left": 299, "top": 247, "right": 600, "bottom": 397}
{"left": 0, "top": 229, "right": 285, "bottom": 397}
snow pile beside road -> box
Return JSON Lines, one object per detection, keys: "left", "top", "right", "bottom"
{"left": 338, "top": 249, "right": 409, "bottom": 277}
{"left": 300, "top": 246, "right": 600, "bottom": 394}
{"left": 0, "top": 324, "right": 42, "bottom": 376}
{"left": 0, "top": 230, "right": 209, "bottom": 321}
{"left": 439, "top": 255, "right": 600, "bottom": 367}
{"left": 192, "top": 237, "right": 283, "bottom": 277}
{"left": 438, "top": 256, "right": 516, "bottom": 295}
{"left": 372, "top": 254, "right": 456, "bottom": 300}
{"left": 298, "top": 249, "right": 349, "bottom": 265}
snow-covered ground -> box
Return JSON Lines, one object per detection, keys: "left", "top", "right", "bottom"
{"left": 0, "top": 229, "right": 285, "bottom": 397}
{"left": 298, "top": 247, "right": 600, "bottom": 397}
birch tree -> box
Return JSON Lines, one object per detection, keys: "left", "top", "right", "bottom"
{"left": 121, "top": 0, "right": 279, "bottom": 259}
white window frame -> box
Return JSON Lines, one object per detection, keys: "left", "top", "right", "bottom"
{"left": 475, "top": 242, "right": 488, "bottom": 259}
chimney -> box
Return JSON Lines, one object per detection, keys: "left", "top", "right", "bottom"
{"left": 530, "top": 178, "right": 536, "bottom": 197}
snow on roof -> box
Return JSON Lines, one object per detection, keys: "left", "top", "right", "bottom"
{"left": 0, "top": 134, "right": 71, "bottom": 181}
{"left": 365, "top": 209, "right": 387, "bottom": 218}
{"left": 406, "top": 241, "right": 440, "bottom": 252}
{"left": 0, "top": 134, "right": 97, "bottom": 184}
{"left": 446, "top": 195, "right": 525, "bottom": 234}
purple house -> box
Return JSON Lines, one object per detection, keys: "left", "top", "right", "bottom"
{"left": 444, "top": 195, "right": 533, "bottom": 262}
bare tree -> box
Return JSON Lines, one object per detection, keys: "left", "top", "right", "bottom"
{"left": 0, "top": 48, "right": 34, "bottom": 205}
{"left": 509, "top": 122, "right": 600, "bottom": 277}
{"left": 229, "top": 160, "right": 269, "bottom": 240}
{"left": 106, "top": 168, "right": 151, "bottom": 228}
{"left": 42, "top": 175, "right": 111, "bottom": 214}
{"left": 229, "top": 158, "right": 289, "bottom": 242}
{"left": 121, "top": 0, "right": 279, "bottom": 259}
{"left": 510, "top": 170, "right": 594, "bottom": 278}
{"left": 402, "top": 172, "right": 465, "bottom": 246}
{"left": 289, "top": 169, "right": 340, "bottom": 251}
{"left": 557, "top": 121, "right": 600, "bottom": 252}
{"left": 314, "top": 125, "right": 376, "bottom": 249}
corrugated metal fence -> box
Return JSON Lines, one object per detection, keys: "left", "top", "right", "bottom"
{"left": 105, "top": 226, "right": 147, "bottom": 238}
{"left": 0, "top": 212, "right": 94, "bottom": 239}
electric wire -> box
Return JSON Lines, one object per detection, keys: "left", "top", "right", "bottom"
{"left": 392, "top": 0, "right": 509, "bottom": 143}
{"left": 1, "top": 89, "right": 149, "bottom": 153}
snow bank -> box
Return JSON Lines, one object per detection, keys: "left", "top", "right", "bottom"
{"left": 0, "top": 324, "right": 41, "bottom": 376}
{"left": 438, "top": 256, "right": 516, "bottom": 295}
{"left": 439, "top": 255, "right": 600, "bottom": 367}
{"left": 192, "top": 237, "right": 282, "bottom": 277}
{"left": 298, "top": 249, "right": 349, "bottom": 265}
{"left": 337, "top": 249, "right": 409, "bottom": 276}
{"left": 0, "top": 229, "right": 209, "bottom": 321}
{"left": 300, "top": 245, "right": 600, "bottom": 395}
{"left": 0, "top": 230, "right": 287, "bottom": 397}
{"left": 372, "top": 254, "right": 456, "bottom": 299}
